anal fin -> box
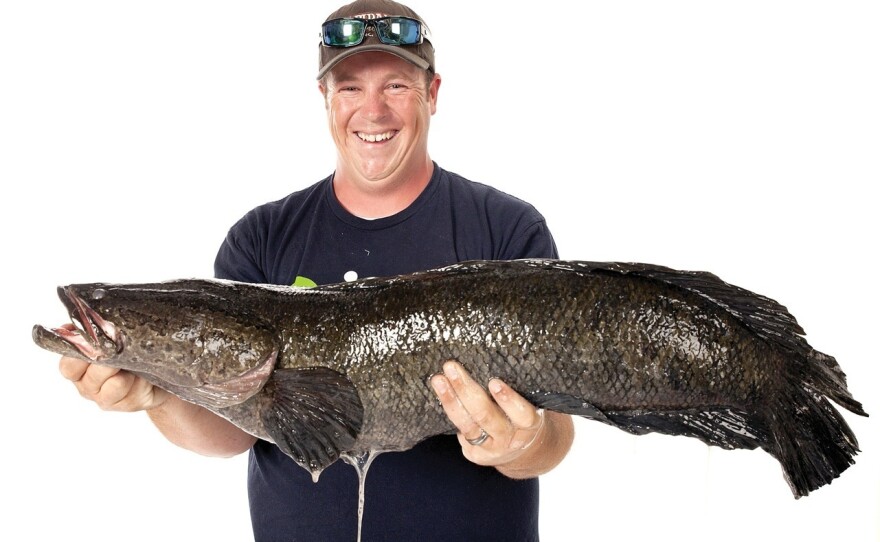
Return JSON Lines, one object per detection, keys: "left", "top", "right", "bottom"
{"left": 603, "top": 407, "right": 767, "bottom": 451}
{"left": 524, "top": 391, "right": 767, "bottom": 452}
{"left": 260, "top": 367, "right": 364, "bottom": 479}
{"left": 523, "top": 391, "right": 612, "bottom": 422}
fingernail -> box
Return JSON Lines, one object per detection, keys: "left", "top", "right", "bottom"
{"left": 489, "top": 379, "right": 503, "bottom": 395}
{"left": 431, "top": 376, "right": 448, "bottom": 394}
{"left": 444, "top": 362, "right": 459, "bottom": 379}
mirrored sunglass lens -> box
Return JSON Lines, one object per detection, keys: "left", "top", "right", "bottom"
{"left": 375, "top": 18, "right": 421, "bottom": 45}
{"left": 323, "top": 19, "right": 365, "bottom": 46}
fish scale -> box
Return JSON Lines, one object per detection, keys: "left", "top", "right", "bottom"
{"left": 33, "top": 258, "right": 866, "bottom": 498}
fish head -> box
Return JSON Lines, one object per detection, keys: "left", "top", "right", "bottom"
{"left": 33, "top": 279, "right": 281, "bottom": 410}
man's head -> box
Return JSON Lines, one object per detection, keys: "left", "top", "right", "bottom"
{"left": 317, "top": 0, "right": 435, "bottom": 80}
{"left": 317, "top": 0, "right": 441, "bottom": 212}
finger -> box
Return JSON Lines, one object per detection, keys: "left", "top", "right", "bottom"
{"left": 93, "top": 370, "right": 139, "bottom": 410}
{"left": 439, "top": 361, "right": 510, "bottom": 441}
{"left": 488, "top": 378, "right": 545, "bottom": 449}
{"left": 487, "top": 378, "right": 542, "bottom": 428}
{"left": 430, "top": 372, "right": 489, "bottom": 444}
{"left": 98, "top": 372, "right": 162, "bottom": 412}
{"left": 76, "top": 364, "right": 123, "bottom": 399}
{"left": 58, "top": 355, "right": 90, "bottom": 382}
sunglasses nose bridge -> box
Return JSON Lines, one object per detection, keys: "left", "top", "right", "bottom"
{"left": 363, "top": 20, "right": 378, "bottom": 38}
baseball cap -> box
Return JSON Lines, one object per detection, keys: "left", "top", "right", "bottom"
{"left": 317, "top": 0, "right": 435, "bottom": 80}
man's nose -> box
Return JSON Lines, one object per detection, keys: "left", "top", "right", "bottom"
{"left": 360, "top": 89, "right": 390, "bottom": 120}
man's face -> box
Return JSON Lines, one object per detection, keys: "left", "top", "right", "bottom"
{"left": 321, "top": 51, "right": 439, "bottom": 187}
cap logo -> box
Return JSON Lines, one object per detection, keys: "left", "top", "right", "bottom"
{"left": 351, "top": 12, "right": 390, "bottom": 20}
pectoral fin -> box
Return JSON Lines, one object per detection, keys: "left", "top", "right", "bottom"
{"left": 260, "top": 367, "right": 364, "bottom": 479}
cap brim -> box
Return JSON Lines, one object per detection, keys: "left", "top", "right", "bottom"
{"left": 317, "top": 44, "right": 430, "bottom": 80}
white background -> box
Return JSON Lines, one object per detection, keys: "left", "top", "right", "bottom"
{"left": 2, "top": 1, "right": 877, "bottom": 540}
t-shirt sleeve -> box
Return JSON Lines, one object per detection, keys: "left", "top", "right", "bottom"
{"left": 500, "top": 217, "right": 559, "bottom": 260}
{"left": 488, "top": 189, "right": 559, "bottom": 260}
{"left": 213, "top": 213, "right": 268, "bottom": 283}
{"left": 459, "top": 174, "right": 559, "bottom": 261}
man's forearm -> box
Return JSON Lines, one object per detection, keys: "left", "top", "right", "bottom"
{"left": 147, "top": 396, "right": 257, "bottom": 458}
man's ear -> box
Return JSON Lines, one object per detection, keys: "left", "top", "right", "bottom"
{"left": 428, "top": 73, "right": 441, "bottom": 115}
{"left": 318, "top": 81, "right": 330, "bottom": 109}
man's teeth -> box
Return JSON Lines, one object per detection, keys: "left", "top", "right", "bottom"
{"left": 357, "top": 131, "right": 395, "bottom": 142}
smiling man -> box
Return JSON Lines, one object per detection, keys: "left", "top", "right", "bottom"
{"left": 321, "top": 50, "right": 439, "bottom": 217}
{"left": 57, "top": 1, "right": 574, "bottom": 540}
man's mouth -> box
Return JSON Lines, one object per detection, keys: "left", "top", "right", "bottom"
{"left": 356, "top": 130, "right": 397, "bottom": 143}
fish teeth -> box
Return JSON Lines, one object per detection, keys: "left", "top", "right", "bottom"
{"left": 64, "top": 288, "right": 122, "bottom": 358}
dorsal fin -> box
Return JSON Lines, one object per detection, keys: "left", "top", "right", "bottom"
{"left": 517, "top": 259, "right": 865, "bottom": 415}
{"left": 522, "top": 259, "right": 807, "bottom": 353}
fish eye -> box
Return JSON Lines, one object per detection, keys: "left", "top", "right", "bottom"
{"left": 92, "top": 288, "right": 107, "bottom": 300}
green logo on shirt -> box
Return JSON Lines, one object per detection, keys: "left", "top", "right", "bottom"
{"left": 292, "top": 276, "right": 317, "bottom": 288}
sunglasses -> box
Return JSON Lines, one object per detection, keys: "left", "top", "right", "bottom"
{"left": 321, "top": 17, "right": 431, "bottom": 48}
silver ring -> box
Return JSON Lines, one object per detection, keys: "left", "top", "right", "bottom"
{"left": 466, "top": 428, "right": 490, "bottom": 446}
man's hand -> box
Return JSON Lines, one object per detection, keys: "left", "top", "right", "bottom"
{"left": 430, "top": 360, "right": 574, "bottom": 477}
{"left": 57, "top": 337, "right": 256, "bottom": 457}
{"left": 59, "top": 354, "right": 169, "bottom": 412}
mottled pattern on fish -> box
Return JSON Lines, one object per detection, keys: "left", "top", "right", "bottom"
{"left": 32, "top": 259, "right": 866, "bottom": 497}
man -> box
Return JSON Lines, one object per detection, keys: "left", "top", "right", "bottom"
{"left": 58, "top": 1, "right": 575, "bottom": 540}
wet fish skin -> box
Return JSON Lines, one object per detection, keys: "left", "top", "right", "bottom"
{"left": 32, "top": 259, "right": 866, "bottom": 497}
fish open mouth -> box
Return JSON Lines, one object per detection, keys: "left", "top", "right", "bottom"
{"left": 32, "top": 287, "right": 122, "bottom": 362}
{"left": 33, "top": 285, "right": 280, "bottom": 408}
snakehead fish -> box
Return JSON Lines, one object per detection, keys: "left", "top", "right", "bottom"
{"left": 32, "top": 259, "right": 866, "bottom": 497}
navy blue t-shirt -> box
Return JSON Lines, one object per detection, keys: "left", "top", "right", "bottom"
{"left": 215, "top": 164, "right": 558, "bottom": 542}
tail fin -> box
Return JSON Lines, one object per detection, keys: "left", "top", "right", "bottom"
{"left": 762, "top": 368, "right": 867, "bottom": 498}
{"left": 603, "top": 260, "right": 868, "bottom": 496}
{"left": 519, "top": 260, "right": 867, "bottom": 496}
{"left": 766, "top": 349, "right": 865, "bottom": 497}
{"left": 804, "top": 350, "right": 867, "bottom": 416}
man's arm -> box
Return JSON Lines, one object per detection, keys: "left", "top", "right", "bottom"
{"left": 59, "top": 355, "right": 256, "bottom": 457}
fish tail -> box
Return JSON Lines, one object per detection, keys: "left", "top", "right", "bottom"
{"left": 805, "top": 350, "right": 867, "bottom": 416}
{"left": 767, "top": 350, "right": 865, "bottom": 497}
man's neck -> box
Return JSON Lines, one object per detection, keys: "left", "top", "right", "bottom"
{"left": 333, "top": 160, "right": 434, "bottom": 219}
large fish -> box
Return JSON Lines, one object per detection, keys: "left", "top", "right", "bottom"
{"left": 33, "top": 259, "right": 866, "bottom": 497}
